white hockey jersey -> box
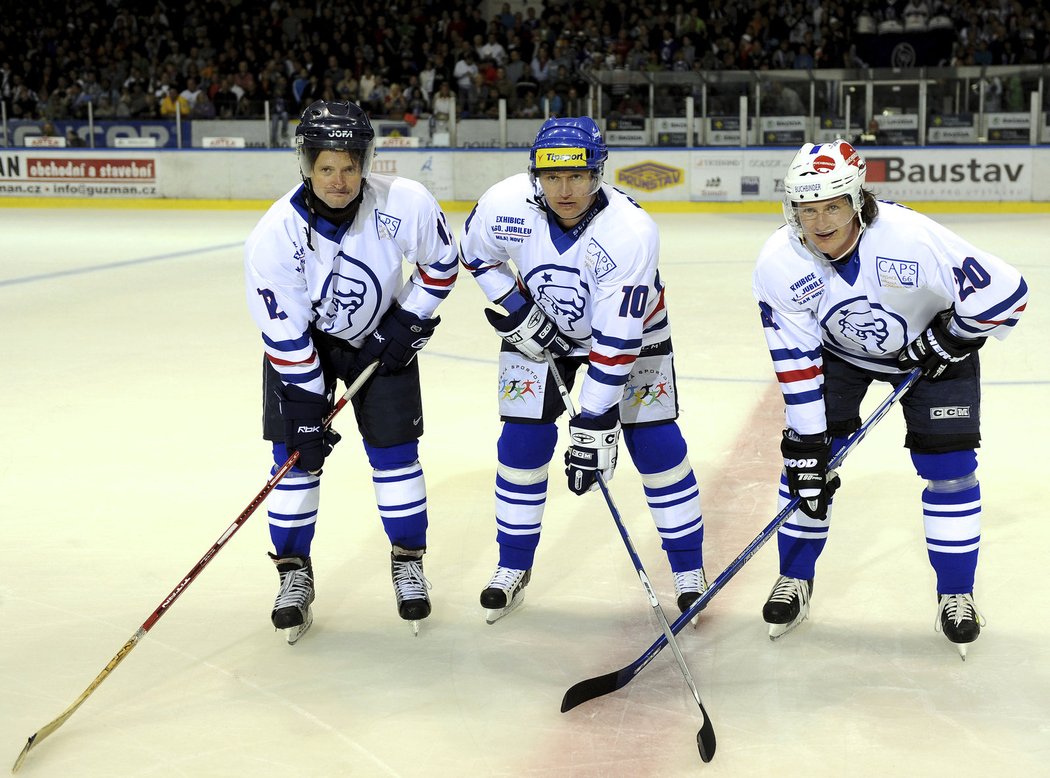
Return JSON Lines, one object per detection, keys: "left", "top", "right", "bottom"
{"left": 245, "top": 175, "right": 458, "bottom": 396}
{"left": 460, "top": 173, "right": 671, "bottom": 415}
{"left": 753, "top": 200, "right": 1028, "bottom": 435}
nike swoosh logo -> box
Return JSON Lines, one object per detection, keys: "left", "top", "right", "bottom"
{"left": 413, "top": 416, "right": 422, "bottom": 425}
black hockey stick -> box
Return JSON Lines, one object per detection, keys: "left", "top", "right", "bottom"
{"left": 544, "top": 352, "right": 716, "bottom": 763}
{"left": 561, "top": 368, "right": 921, "bottom": 714}
{"left": 11, "top": 361, "right": 379, "bottom": 773}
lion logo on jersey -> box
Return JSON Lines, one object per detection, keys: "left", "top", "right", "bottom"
{"left": 821, "top": 298, "right": 907, "bottom": 356}
{"left": 316, "top": 256, "right": 384, "bottom": 339}
{"left": 837, "top": 308, "right": 889, "bottom": 352}
{"left": 536, "top": 276, "right": 585, "bottom": 326}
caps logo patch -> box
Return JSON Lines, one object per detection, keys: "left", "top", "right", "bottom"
{"left": 376, "top": 211, "right": 401, "bottom": 239}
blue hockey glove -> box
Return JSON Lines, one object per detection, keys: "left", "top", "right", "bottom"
{"left": 897, "top": 309, "right": 985, "bottom": 380}
{"left": 565, "top": 407, "right": 621, "bottom": 495}
{"left": 279, "top": 384, "right": 341, "bottom": 474}
{"left": 359, "top": 306, "right": 440, "bottom": 375}
{"left": 781, "top": 429, "right": 840, "bottom": 520}
{"left": 484, "top": 301, "right": 574, "bottom": 362}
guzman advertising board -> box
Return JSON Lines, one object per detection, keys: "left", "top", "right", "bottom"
{"left": 0, "top": 153, "right": 159, "bottom": 197}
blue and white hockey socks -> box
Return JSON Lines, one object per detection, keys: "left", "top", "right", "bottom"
{"left": 776, "top": 469, "right": 831, "bottom": 579}
{"left": 268, "top": 442, "right": 320, "bottom": 557}
{"left": 913, "top": 451, "right": 981, "bottom": 594}
{"left": 625, "top": 423, "right": 704, "bottom": 572}
{"left": 494, "top": 422, "right": 558, "bottom": 571}
{"left": 366, "top": 441, "right": 429, "bottom": 550}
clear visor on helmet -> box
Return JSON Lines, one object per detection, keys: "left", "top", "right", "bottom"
{"left": 530, "top": 167, "right": 604, "bottom": 199}
{"left": 529, "top": 145, "right": 604, "bottom": 198}
{"left": 782, "top": 193, "right": 860, "bottom": 239}
{"left": 296, "top": 136, "right": 377, "bottom": 180}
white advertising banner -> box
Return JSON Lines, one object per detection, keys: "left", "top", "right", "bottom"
{"left": 862, "top": 147, "right": 1032, "bottom": 200}
{"left": 2, "top": 147, "right": 1046, "bottom": 203}
{"left": 0, "top": 151, "right": 159, "bottom": 197}
{"left": 689, "top": 151, "right": 744, "bottom": 201}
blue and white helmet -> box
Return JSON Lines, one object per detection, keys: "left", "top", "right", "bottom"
{"left": 529, "top": 117, "right": 608, "bottom": 195}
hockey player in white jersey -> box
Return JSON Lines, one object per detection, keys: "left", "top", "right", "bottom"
{"left": 244, "top": 100, "right": 458, "bottom": 640}
{"left": 753, "top": 139, "right": 1028, "bottom": 656}
{"left": 460, "top": 117, "right": 707, "bottom": 624}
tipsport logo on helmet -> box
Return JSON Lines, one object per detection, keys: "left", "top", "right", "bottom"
{"left": 534, "top": 147, "right": 588, "bottom": 169}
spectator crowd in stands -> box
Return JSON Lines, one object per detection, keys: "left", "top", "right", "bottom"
{"left": 2, "top": 0, "right": 1049, "bottom": 126}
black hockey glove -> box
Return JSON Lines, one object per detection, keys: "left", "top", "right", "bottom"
{"left": 781, "top": 429, "right": 840, "bottom": 520}
{"left": 359, "top": 306, "right": 440, "bottom": 375}
{"left": 484, "top": 301, "right": 575, "bottom": 362}
{"left": 565, "top": 407, "right": 621, "bottom": 495}
{"left": 279, "top": 384, "right": 341, "bottom": 474}
{"left": 897, "top": 309, "right": 985, "bottom": 380}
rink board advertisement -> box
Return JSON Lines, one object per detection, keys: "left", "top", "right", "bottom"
{"left": 0, "top": 151, "right": 159, "bottom": 197}
{"left": 2, "top": 147, "right": 1048, "bottom": 202}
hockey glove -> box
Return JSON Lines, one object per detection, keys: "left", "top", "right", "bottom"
{"left": 781, "top": 429, "right": 840, "bottom": 520}
{"left": 359, "top": 306, "right": 440, "bottom": 375}
{"left": 280, "top": 384, "right": 341, "bottom": 474}
{"left": 565, "top": 407, "right": 621, "bottom": 495}
{"left": 484, "top": 301, "right": 575, "bottom": 362}
{"left": 897, "top": 309, "right": 985, "bottom": 380}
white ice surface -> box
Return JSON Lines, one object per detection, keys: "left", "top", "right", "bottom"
{"left": 2, "top": 207, "right": 1047, "bottom": 777}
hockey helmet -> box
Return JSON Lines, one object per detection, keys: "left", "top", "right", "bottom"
{"left": 529, "top": 117, "right": 607, "bottom": 195}
{"left": 295, "top": 100, "right": 376, "bottom": 179}
{"left": 782, "top": 139, "right": 866, "bottom": 236}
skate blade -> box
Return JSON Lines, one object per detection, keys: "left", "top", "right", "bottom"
{"left": 956, "top": 642, "right": 968, "bottom": 661}
{"left": 485, "top": 592, "right": 526, "bottom": 625}
{"left": 285, "top": 608, "right": 313, "bottom": 645}
{"left": 411, "top": 619, "right": 421, "bottom": 637}
{"left": 767, "top": 616, "right": 806, "bottom": 641}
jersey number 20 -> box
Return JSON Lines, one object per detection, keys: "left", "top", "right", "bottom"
{"left": 953, "top": 257, "right": 991, "bottom": 302}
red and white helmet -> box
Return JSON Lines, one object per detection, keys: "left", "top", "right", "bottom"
{"left": 782, "top": 139, "right": 867, "bottom": 236}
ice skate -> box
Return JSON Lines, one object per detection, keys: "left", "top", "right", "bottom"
{"left": 673, "top": 568, "right": 708, "bottom": 629}
{"left": 763, "top": 575, "right": 813, "bottom": 641}
{"left": 935, "top": 592, "right": 985, "bottom": 660}
{"left": 391, "top": 545, "right": 431, "bottom": 636}
{"left": 270, "top": 553, "right": 315, "bottom": 645}
{"left": 480, "top": 566, "right": 531, "bottom": 624}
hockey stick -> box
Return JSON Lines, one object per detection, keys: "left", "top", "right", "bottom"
{"left": 544, "top": 352, "right": 716, "bottom": 763}
{"left": 561, "top": 368, "right": 922, "bottom": 713}
{"left": 11, "top": 361, "right": 379, "bottom": 773}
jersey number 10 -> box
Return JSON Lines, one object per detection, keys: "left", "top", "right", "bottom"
{"left": 618, "top": 285, "right": 649, "bottom": 318}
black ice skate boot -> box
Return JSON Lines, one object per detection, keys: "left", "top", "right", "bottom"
{"left": 762, "top": 575, "right": 813, "bottom": 640}
{"left": 391, "top": 545, "right": 431, "bottom": 635}
{"left": 936, "top": 592, "right": 985, "bottom": 660}
{"left": 480, "top": 566, "right": 531, "bottom": 624}
{"left": 269, "top": 553, "right": 315, "bottom": 645}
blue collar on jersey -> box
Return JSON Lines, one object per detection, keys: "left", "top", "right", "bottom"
{"left": 291, "top": 184, "right": 357, "bottom": 244}
{"left": 545, "top": 189, "right": 609, "bottom": 254}
{"left": 827, "top": 237, "right": 862, "bottom": 285}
